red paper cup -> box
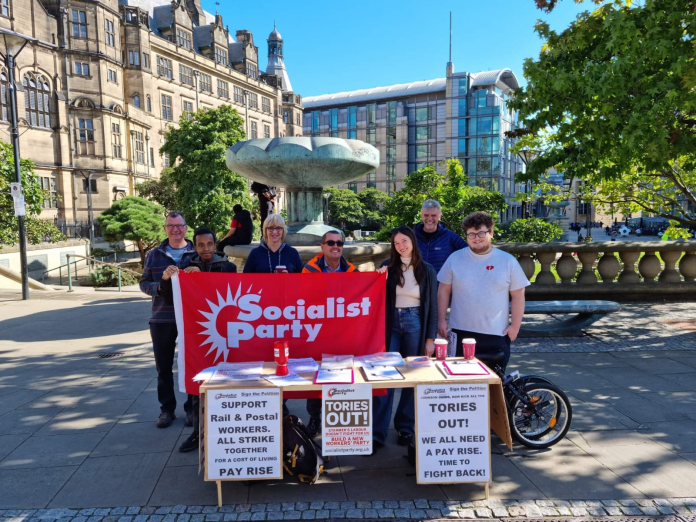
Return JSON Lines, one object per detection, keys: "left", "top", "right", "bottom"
{"left": 275, "top": 265, "right": 287, "bottom": 273}
{"left": 434, "top": 338, "right": 448, "bottom": 361}
{"left": 462, "top": 338, "right": 476, "bottom": 360}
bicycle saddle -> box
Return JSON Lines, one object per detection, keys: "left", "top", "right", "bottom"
{"left": 475, "top": 351, "right": 505, "bottom": 367}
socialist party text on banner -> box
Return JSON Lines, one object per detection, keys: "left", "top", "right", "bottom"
{"left": 172, "top": 273, "right": 386, "bottom": 394}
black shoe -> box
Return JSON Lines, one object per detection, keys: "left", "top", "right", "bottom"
{"left": 397, "top": 431, "right": 413, "bottom": 446}
{"left": 307, "top": 417, "right": 321, "bottom": 438}
{"left": 157, "top": 411, "right": 176, "bottom": 429}
{"left": 179, "top": 432, "right": 199, "bottom": 453}
{"left": 185, "top": 411, "right": 194, "bottom": 427}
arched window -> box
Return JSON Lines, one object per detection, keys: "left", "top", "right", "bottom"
{"left": 0, "top": 69, "right": 8, "bottom": 121}
{"left": 133, "top": 94, "right": 140, "bottom": 108}
{"left": 23, "top": 73, "right": 51, "bottom": 128}
{"left": 146, "top": 95, "right": 151, "bottom": 112}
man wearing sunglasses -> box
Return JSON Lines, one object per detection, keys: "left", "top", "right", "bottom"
{"left": 301, "top": 230, "right": 358, "bottom": 436}
{"left": 436, "top": 211, "right": 529, "bottom": 371}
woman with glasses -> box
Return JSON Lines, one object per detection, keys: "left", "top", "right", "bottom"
{"left": 243, "top": 213, "right": 303, "bottom": 274}
{"left": 373, "top": 226, "right": 438, "bottom": 448}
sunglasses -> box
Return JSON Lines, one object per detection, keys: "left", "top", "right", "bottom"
{"left": 323, "top": 240, "right": 344, "bottom": 247}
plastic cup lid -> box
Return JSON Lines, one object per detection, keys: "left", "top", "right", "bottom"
{"left": 462, "top": 338, "right": 476, "bottom": 344}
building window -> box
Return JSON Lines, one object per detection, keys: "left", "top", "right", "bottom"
{"left": 163, "top": 151, "right": 170, "bottom": 168}
{"left": 105, "top": 19, "right": 115, "bottom": 46}
{"left": 112, "top": 122, "right": 122, "bottom": 158}
{"left": 366, "top": 104, "right": 376, "bottom": 126}
{"left": 176, "top": 29, "right": 192, "bottom": 50}
{"left": 161, "top": 94, "right": 172, "bottom": 121}
{"left": 386, "top": 164, "right": 396, "bottom": 196}
{"left": 283, "top": 110, "right": 288, "bottom": 123}
{"left": 348, "top": 130, "right": 356, "bottom": 139}
{"left": 311, "top": 111, "right": 320, "bottom": 135}
{"left": 143, "top": 53, "right": 150, "bottom": 69}
{"left": 250, "top": 121, "right": 258, "bottom": 139}
{"left": 215, "top": 48, "right": 227, "bottom": 66}
{"left": 262, "top": 96, "right": 271, "bottom": 113}
{"left": 74, "top": 62, "right": 90, "bottom": 76}
{"left": 387, "top": 101, "right": 397, "bottom": 126}
{"left": 71, "top": 10, "right": 87, "bottom": 38}
{"left": 233, "top": 86, "right": 244, "bottom": 104}
{"left": 199, "top": 73, "right": 212, "bottom": 93}
{"left": 246, "top": 62, "right": 257, "bottom": 79}
{"left": 40, "top": 177, "right": 57, "bottom": 208}
{"left": 366, "top": 171, "right": 376, "bottom": 189}
{"left": 387, "top": 145, "right": 396, "bottom": 163}
{"left": 348, "top": 106, "right": 357, "bottom": 129}
{"left": 107, "top": 69, "right": 117, "bottom": 83}
{"left": 146, "top": 95, "right": 152, "bottom": 112}
{"left": 366, "top": 128, "right": 376, "bottom": 144}
{"left": 416, "top": 144, "right": 431, "bottom": 159}
{"left": 128, "top": 50, "right": 140, "bottom": 66}
{"left": 150, "top": 147, "right": 155, "bottom": 167}
{"left": 157, "top": 57, "right": 172, "bottom": 79}
{"left": 0, "top": 70, "right": 8, "bottom": 121}
{"left": 296, "top": 113, "right": 301, "bottom": 126}
{"left": 134, "top": 131, "right": 144, "bottom": 164}
{"left": 133, "top": 94, "right": 140, "bottom": 108}
{"left": 386, "top": 126, "right": 396, "bottom": 144}
{"left": 458, "top": 77, "right": 468, "bottom": 95}
{"left": 218, "top": 80, "right": 229, "bottom": 98}
{"left": 348, "top": 182, "right": 357, "bottom": 193}
{"left": 0, "top": 0, "right": 9, "bottom": 17}
{"left": 77, "top": 118, "right": 94, "bottom": 141}
{"left": 248, "top": 92, "right": 258, "bottom": 109}
{"left": 179, "top": 65, "right": 193, "bottom": 86}
{"left": 182, "top": 99, "right": 193, "bottom": 117}
{"left": 23, "top": 73, "right": 51, "bottom": 128}
{"left": 82, "top": 178, "right": 97, "bottom": 192}
{"left": 415, "top": 125, "right": 430, "bottom": 140}
{"left": 329, "top": 108, "right": 338, "bottom": 131}
{"left": 264, "top": 124, "right": 270, "bottom": 138}
{"left": 415, "top": 106, "right": 431, "bottom": 122}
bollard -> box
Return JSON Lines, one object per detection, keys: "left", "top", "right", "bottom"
{"left": 67, "top": 255, "right": 74, "bottom": 292}
{"left": 118, "top": 268, "right": 122, "bottom": 292}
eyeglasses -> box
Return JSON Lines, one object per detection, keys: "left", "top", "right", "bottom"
{"left": 323, "top": 240, "right": 344, "bottom": 247}
{"left": 165, "top": 224, "right": 187, "bottom": 230}
{"left": 266, "top": 227, "right": 284, "bottom": 232}
{"left": 466, "top": 230, "right": 490, "bottom": 240}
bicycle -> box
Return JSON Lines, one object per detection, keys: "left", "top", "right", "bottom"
{"left": 476, "top": 352, "right": 573, "bottom": 449}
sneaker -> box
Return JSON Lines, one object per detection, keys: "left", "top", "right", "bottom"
{"left": 185, "top": 411, "right": 194, "bottom": 427}
{"left": 179, "top": 432, "right": 199, "bottom": 453}
{"left": 397, "top": 431, "right": 413, "bottom": 446}
{"left": 156, "top": 411, "right": 176, "bottom": 429}
{"left": 306, "top": 417, "right": 321, "bottom": 438}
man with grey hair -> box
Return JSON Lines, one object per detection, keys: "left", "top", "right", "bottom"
{"left": 414, "top": 199, "right": 467, "bottom": 273}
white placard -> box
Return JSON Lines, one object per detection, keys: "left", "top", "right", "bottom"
{"left": 205, "top": 388, "right": 282, "bottom": 481}
{"left": 13, "top": 195, "right": 25, "bottom": 217}
{"left": 10, "top": 182, "right": 22, "bottom": 199}
{"left": 321, "top": 384, "right": 372, "bottom": 456}
{"left": 416, "top": 383, "right": 490, "bottom": 483}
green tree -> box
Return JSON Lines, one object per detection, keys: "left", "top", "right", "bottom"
{"left": 506, "top": 217, "right": 563, "bottom": 243}
{"left": 136, "top": 168, "right": 177, "bottom": 212}
{"left": 0, "top": 141, "right": 64, "bottom": 246}
{"left": 98, "top": 196, "right": 165, "bottom": 266}
{"left": 510, "top": 0, "right": 696, "bottom": 239}
{"left": 326, "top": 188, "right": 363, "bottom": 231}
{"left": 160, "top": 105, "right": 253, "bottom": 236}
{"left": 380, "top": 160, "right": 507, "bottom": 238}
{"left": 357, "top": 188, "right": 388, "bottom": 230}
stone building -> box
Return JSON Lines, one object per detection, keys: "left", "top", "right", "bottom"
{"left": 303, "top": 63, "right": 526, "bottom": 222}
{"left": 0, "top": 0, "right": 301, "bottom": 231}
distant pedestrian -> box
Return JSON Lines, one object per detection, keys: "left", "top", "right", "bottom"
{"left": 251, "top": 182, "right": 277, "bottom": 226}
{"left": 217, "top": 204, "right": 253, "bottom": 253}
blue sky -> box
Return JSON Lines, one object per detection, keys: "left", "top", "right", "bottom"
{"left": 203, "top": 0, "right": 590, "bottom": 97}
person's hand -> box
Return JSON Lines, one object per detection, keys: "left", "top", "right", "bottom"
{"left": 183, "top": 266, "right": 201, "bottom": 273}
{"left": 424, "top": 339, "right": 435, "bottom": 357}
{"left": 161, "top": 265, "right": 179, "bottom": 281}
{"left": 503, "top": 324, "right": 519, "bottom": 342}
{"left": 375, "top": 266, "right": 387, "bottom": 274}
{"left": 438, "top": 319, "right": 449, "bottom": 339}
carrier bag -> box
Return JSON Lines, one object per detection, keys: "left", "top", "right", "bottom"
{"left": 282, "top": 415, "right": 326, "bottom": 484}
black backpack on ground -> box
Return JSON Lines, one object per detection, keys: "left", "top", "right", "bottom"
{"left": 282, "top": 415, "right": 326, "bottom": 485}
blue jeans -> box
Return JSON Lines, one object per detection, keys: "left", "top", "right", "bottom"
{"left": 373, "top": 307, "right": 421, "bottom": 444}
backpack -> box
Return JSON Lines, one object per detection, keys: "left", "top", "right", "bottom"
{"left": 282, "top": 415, "right": 326, "bottom": 485}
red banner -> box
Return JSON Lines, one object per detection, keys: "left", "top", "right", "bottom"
{"left": 173, "top": 272, "right": 386, "bottom": 395}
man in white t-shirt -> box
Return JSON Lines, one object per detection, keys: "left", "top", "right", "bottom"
{"left": 437, "top": 211, "right": 530, "bottom": 370}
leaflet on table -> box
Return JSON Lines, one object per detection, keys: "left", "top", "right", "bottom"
{"left": 361, "top": 365, "right": 404, "bottom": 381}
{"left": 264, "top": 373, "right": 311, "bottom": 387}
{"left": 191, "top": 366, "right": 217, "bottom": 382}
{"left": 442, "top": 360, "right": 490, "bottom": 376}
{"left": 208, "top": 361, "right": 265, "bottom": 382}
{"left": 355, "top": 352, "right": 405, "bottom": 367}
{"left": 407, "top": 356, "right": 433, "bottom": 368}
{"left": 287, "top": 357, "right": 320, "bottom": 373}
{"left": 314, "top": 368, "right": 354, "bottom": 384}
{"left": 320, "top": 354, "right": 354, "bottom": 370}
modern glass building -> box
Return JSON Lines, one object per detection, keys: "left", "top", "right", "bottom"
{"left": 303, "top": 64, "right": 526, "bottom": 222}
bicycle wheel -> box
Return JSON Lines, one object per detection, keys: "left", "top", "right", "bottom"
{"left": 508, "top": 383, "right": 572, "bottom": 449}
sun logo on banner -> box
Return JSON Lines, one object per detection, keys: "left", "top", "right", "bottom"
{"left": 197, "top": 284, "right": 262, "bottom": 362}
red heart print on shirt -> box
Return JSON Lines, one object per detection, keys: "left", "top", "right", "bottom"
{"left": 486, "top": 265, "right": 494, "bottom": 270}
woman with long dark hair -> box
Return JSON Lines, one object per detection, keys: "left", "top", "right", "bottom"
{"left": 373, "top": 226, "right": 438, "bottom": 447}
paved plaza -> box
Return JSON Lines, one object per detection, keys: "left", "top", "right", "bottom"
{"left": 1, "top": 288, "right": 696, "bottom": 518}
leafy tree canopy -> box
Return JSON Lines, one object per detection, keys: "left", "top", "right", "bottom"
{"left": 325, "top": 188, "right": 364, "bottom": 231}
{"left": 98, "top": 196, "right": 164, "bottom": 266}
{"left": 357, "top": 188, "right": 389, "bottom": 231}
{"left": 510, "top": 0, "right": 696, "bottom": 237}
{"left": 136, "top": 168, "right": 177, "bottom": 212}
{"left": 160, "top": 105, "right": 253, "bottom": 236}
{"left": 0, "top": 141, "right": 64, "bottom": 246}
{"left": 505, "top": 217, "right": 564, "bottom": 243}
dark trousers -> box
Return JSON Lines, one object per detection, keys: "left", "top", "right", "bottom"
{"left": 452, "top": 329, "right": 511, "bottom": 372}
{"left": 186, "top": 394, "right": 200, "bottom": 434}
{"left": 217, "top": 234, "right": 250, "bottom": 253}
{"left": 281, "top": 399, "right": 322, "bottom": 420}
{"left": 150, "top": 323, "right": 178, "bottom": 414}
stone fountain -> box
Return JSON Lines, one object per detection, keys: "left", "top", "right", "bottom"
{"left": 226, "top": 137, "right": 379, "bottom": 246}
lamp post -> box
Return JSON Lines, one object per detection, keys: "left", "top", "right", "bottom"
{"left": 517, "top": 149, "right": 539, "bottom": 219}
{"left": 0, "top": 28, "right": 34, "bottom": 300}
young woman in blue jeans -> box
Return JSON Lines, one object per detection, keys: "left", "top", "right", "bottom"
{"left": 373, "top": 226, "right": 438, "bottom": 448}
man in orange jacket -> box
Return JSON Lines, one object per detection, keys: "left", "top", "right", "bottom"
{"left": 300, "top": 230, "right": 358, "bottom": 436}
